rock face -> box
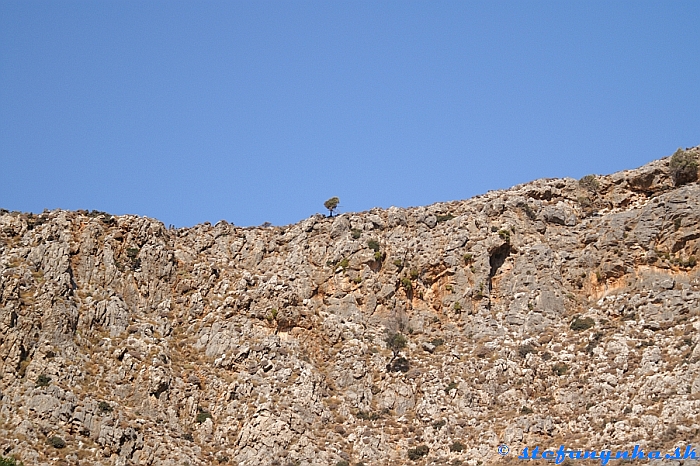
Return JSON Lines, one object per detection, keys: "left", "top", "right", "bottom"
{"left": 1, "top": 148, "right": 699, "bottom": 466}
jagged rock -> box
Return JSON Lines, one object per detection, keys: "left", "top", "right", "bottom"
{"left": 1, "top": 147, "right": 699, "bottom": 465}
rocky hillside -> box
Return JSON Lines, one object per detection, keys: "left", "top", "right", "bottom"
{"left": 1, "top": 148, "right": 699, "bottom": 466}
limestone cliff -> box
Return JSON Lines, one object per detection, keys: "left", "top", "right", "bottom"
{"left": 1, "top": 148, "right": 699, "bottom": 466}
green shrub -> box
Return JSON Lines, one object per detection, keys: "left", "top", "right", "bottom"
{"left": 374, "top": 251, "right": 385, "bottom": 261}
{"left": 579, "top": 174, "right": 599, "bottom": 193}
{"left": 498, "top": 229, "right": 511, "bottom": 243}
{"left": 35, "top": 374, "right": 51, "bottom": 387}
{"left": 385, "top": 332, "right": 407, "bottom": 354}
{"left": 407, "top": 444, "right": 429, "bottom": 460}
{"left": 452, "top": 302, "right": 462, "bottom": 312}
{"left": 48, "top": 436, "right": 66, "bottom": 449}
{"left": 450, "top": 441, "right": 465, "bottom": 452}
{"left": 463, "top": 253, "right": 474, "bottom": 264}
{"left": 266, "top": 308, "right": 278, "bottom": 323}
{"left": 444, "top": 381, "right": 458, "bottom": 393}
{"left": 98, "top": 401, "right": 113, "bottom": 413}
{"left": 196, "top": 410, "right": 212, "bottom": 424}
{"left": 0, "top": 456, "right": 22, "bottom": 466}
{"left": 392, "top": 259, "right": 403, "bottom": 268}
{"left": 552, "top": 362, "right": 569, "bottom": 376}
{"left": 570, "top": 316, "right": 595, "bottom": 331}
{"left": 521, "top": 406, "right": 534, "bottom": 414}
{"left": 436, "top": 214, "right": 455, "bottom": 223}
{"left": 409, "top": 268, "right": 420, "bottom": 280}
{"left": 578, "top": 196, "right": 593, "bottom": 208}
{"left": 400, "top": 277, "right": 412, "bottom": 292}
{"left": 431, "top": 419, "right": 446, "bottom": 429}
{"left": 670, "top": 149, "right": 698, "bottom": 186}
{"left": 367, "top": 239, "right": 380, "bottom": 252}
{"left": 430, "top": 338, "right": 444, "bottom": 347}
{"left": 351, "top": 229, "right": 362, "bottom": 239}
{"left": 338, "top": 258, "right": 349, "bottom": 270}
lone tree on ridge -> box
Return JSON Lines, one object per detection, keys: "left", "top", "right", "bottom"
{"left": 324, "top": 197, "right": 340, "bottom": 217}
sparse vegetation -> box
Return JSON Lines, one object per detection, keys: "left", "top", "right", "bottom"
{"left": 498, "top": 229, "right": 511, "bottom": 243}
{"left": 48, "top": 436, "right": 66, "bottom": 449}
{"left": 407, "top": 445, "right": 429, "bottom": 460}
{"left": 324, "top": 197, "right": 340, "bottom": 217}
{"left": 196, "top": 409, "right": 212, "bottom": 424}
{"left": 518, "top": 344, "right": 536, "bottom": 358}
{"left": 385, "top": 332, "right": 407, "bottom": 355}
{"left": 669, "top": 149, "right": 698, "bottom": 186}
{"left": 579, "top": 174, "right": 600, "bottom": 193}
{"left": 0, "top": 456, "right": 22, "bottom": 466}
{"left": 463, "top": 253, "right": 474, "bottom": 264}
{"left": 450, "top": 441, "right": 465, "bottom": 452}
{"left": 570, "top": 316, "right": 595, "bottom": 331}
{"left": 400, "top": 277, "right": 412, "bottom": 292}
{"left": 367, "top": 239, "right": 380, "bottom": 252}
{"left": 266, "top": 308, "right": 279, "bottom": 323}
{"left": 35, "top": 374, "right": 50, "bottom": 387}
{"left": 351, "top": 229, "right": 362, "bottom": 239}
{"left": 436, "top": 213, "right": 455, "bottom": 223}
{"left": 578, "top": 196, "right": 593, "bottom": 209}
{"left": 98, "top": 401, "right": 113, "bottom": 413}
{"left": 552, "top": 362, "right": 569, "bottom": 376}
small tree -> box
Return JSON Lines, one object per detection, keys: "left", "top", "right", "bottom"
{"left": 385, "top": 331, "right": 407, "bottom": 357}
{"left": 324, "top": 197, "right": 340, "bottom": 217}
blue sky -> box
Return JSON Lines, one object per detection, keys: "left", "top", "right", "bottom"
{"left": 1, "top": 1, "right": 699, "bottom": 227}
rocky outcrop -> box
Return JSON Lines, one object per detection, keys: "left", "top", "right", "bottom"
{"left": 1, "top": 147, "right": 699, "bottom": 465}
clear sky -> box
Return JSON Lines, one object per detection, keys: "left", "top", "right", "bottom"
{"left": 1, "top": 1, "right": 699, "bottom": 227}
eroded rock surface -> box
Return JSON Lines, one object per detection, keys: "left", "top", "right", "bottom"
{"left": 1, "top": 148, "right": 699, "bottom": 465}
